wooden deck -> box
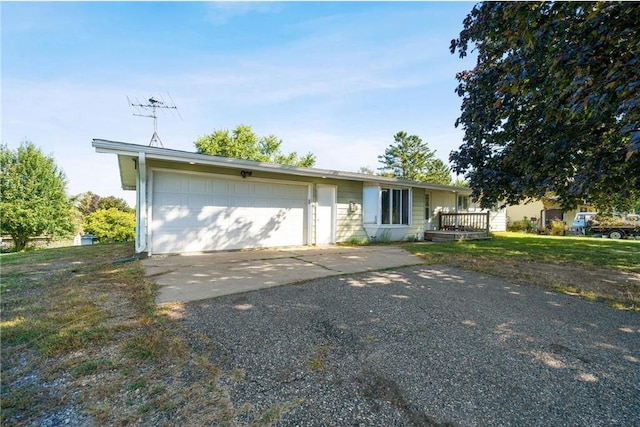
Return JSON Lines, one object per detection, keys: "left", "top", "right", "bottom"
{"left": 424, "top": 230, "right": 491, "bottom": 242}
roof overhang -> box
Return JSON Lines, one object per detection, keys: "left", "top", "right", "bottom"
{"left": 92, "top": 139, "right": 471, "bottom": 194}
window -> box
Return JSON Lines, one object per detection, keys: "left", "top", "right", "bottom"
{"left": 425, "top": 193, "right": 431, "bottom": 220}
{"left": 362, "top": 186, "right": 378, "bottom": 224}
{"left": 363, "top": 186, "right": 411, "bottom": 226}
{"left": 382, "top": 187, "right": 409, "bottom": 225}
{"left": 457, "top": 195, "right": 469, "bottom": 211}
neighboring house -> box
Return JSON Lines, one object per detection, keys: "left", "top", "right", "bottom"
{"left": 506, "top": 200, "right": 595, "bottom": 229}
{"left": 93, "top": 139, "right": 505, "bottom": 255}
{"left": 506, "top": 200, "right": 545, "bottom": 225}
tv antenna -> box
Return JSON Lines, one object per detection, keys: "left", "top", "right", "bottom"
{"left": 127, "top": 94, "right": 181, "bottom": 147}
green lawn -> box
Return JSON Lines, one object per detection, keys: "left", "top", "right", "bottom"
{"left": 405, "top": 232, "right": 639, "bottom": 311}
{"left": 406, "top": 232, "right": 639, "bottom": 271}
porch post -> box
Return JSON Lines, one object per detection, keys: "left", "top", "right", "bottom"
{"left": 454, "top": 191, "right": 459, "bottom": 230}
{"left": 485, "top": 211, "right": 490, "bottom": 236}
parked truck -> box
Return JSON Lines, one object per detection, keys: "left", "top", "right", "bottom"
{"left": 572, "top": 212, "right": 640, "bottom": 239}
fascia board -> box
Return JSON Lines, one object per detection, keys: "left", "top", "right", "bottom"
{"left": 92, "top": 139, "right": 471, "bottom": 194}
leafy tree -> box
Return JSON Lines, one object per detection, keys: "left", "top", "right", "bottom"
{"left": 357, "top": 166, "right": 375, "bottom": 175}
{"left": 97, "top": 196, "right": 134, "bottom": 213}
{"left": 83, "top": 208, "right": 135, "bottom": 242}
{"left": 450, "top": 2, "right": 640, "bottom": 210}
{"left": 74, "top": 191, "right": 101, "bottom": 216}
{"left": 0, "top": 141, "right": 74, "bottom": 251}
{"left": 378, "top": 131, "right": 451, "bottom": 184}
{"left": 195, "top": 124, "right": 316, "bottom": 167}
{"left": 452, "top": 177, "right": 470, "bottom": 188}
{"left": 74, "top": 192, "right": 133, "bottom": 216}
{"left": 423, "top": 159, "right": 452, "bottom": 185}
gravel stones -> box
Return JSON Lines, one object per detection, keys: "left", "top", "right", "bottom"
{"left": 181, "top": 266, "right": 640, "bottom": 426}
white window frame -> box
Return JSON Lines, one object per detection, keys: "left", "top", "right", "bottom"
{"left": 362, "top": 184, "right": 411, "bottom": 227}
{"left": 457, "top": 195, "right": 470, "bottom": 211}
{"left": 425, "top": 192, "right": 431, "bottom": 220}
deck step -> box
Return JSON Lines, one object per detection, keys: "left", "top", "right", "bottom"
{"left": 425, "top": 231, "right": 491, "bottom": 242}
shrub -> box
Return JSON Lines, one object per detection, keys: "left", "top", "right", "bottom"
{"left": 507, "top": 217, "right": 536, "bottom": 233}
{"left": 346, "top": 235, "right": 369, "bottom": 246}
{"left": 550, "top": 219, "right": 566, "bottom": 236}
{"left": 507, "top": 220, "right": 524, "bottom": 232}
{"left": 377, "top": 229, "right": 392, "bottom": 243}
{"left": 83, "top": 208, "right": 135, "bottom": 242}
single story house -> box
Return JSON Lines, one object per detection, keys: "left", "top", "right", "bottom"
{"left": 506, "top": 200, "right": 596, "bottom": 229}
{"left": 93, "top": 139, "right": 506, "bottom": 256}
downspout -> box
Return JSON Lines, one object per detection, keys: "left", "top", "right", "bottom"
{"left": 136, "top": 152, "right": 147, "bottom": 254}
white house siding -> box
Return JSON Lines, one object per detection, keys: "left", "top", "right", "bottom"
{"left": 506, "top": 200, "right": 544, "bottom": 225}
{"left": 143, "top": 159, "right": 480, "bottom": 248}
{"left": 431, "top": 191, "right": 457, "bottom": 229}
{"left": 335, "top": 181, "right": 368, "bottom": 242}
{"left": 489, "top": 208, "right": 507, "bottom": 231}
{"left": 410, "top": 190, "right": 426, "bottom": 240}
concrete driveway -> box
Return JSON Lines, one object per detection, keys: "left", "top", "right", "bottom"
{"left": 143, "top": 245, "right": 424, "bottom": 304}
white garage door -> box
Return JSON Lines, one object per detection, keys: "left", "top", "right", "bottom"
{"left": 150, "top": 171, "right": 309, "bottom": 254}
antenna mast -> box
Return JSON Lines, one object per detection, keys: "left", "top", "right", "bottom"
{"left": 127, "top": 95, "right": 180, "bottom": 147}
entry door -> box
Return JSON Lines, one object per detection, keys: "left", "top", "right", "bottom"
{"left": 316, "top": 185, "right": 336, "bottom": 245}
{"left": 424, "top": 191, "right": 434, "bottom": 230}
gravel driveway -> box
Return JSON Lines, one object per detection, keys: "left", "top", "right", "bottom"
{"left": 180, "top": 265, "right": 640, "bottom": 426}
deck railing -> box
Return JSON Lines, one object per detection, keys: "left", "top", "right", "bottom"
{"left": 437, "top": 212, "right": 490, "bottom": 235}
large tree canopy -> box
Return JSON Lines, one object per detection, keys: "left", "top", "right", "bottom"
{"left": 83, "top": 208, "right": 135, "bottom": 243}
{"left": 0, "top": 141, "right": 74, "bottom": 251}
{"left": 194, "top": 124, "right": 316, "bottom": 167}
{"left": 450, "top": 2, "right": 639, "bottom": 210}
{"left": 378, "top": 131, "right": 452, "bottom": 185}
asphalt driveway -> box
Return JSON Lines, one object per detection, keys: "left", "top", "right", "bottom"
{"left": 179, "top": 265, "right": 640, "bottom": 426}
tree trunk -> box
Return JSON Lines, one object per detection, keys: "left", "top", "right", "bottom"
{"left": 12, "top": 234, "right": 28, "bottom": 252}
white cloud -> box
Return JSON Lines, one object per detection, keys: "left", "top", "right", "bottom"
{"left": 204, "top": 2, "right": 283, "bottom": 25}
{"left": 1, "top": 3, "right": 474, "bottom": 207}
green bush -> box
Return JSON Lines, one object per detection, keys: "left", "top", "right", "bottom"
{"left": 507, "top": 217, "right": 536, "bottom": 233}
{"left": 377, "top": 229, "right": 392, "bottom": 243}
{"left": 346, "top": 235, "right": 370, "bottom": 245}
{"left": 83, "top": 208, "right": 135, "bottom": 242}
{"left": 550, "top": 219, "right": 566, "bottom": 236}
{"left": 507, "top": 221, "right": 524, "bottom": 232}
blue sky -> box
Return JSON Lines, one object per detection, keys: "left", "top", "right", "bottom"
{"left": 2, "top": 1, "right": 476, "bottom": 206}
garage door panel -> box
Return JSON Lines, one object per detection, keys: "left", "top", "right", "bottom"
{"left": 186, "top": 176, "right": 208, "bottom": 193}
{"left": 186, "top": 194, "right": 210, "bottom": 208}
{"left": 230, "top": 197, "right": 253, "bottom": 208}
{"left": 287, "top": 186, "right": 308, "bottom": 198}
{"left": 232, "top": 181, "right": 251, "bottom": 195}
{"left": 151, "top": 171, "right": 308, "bottom": 253}
{"left": 156, "top": 193, "right": 183, "bottom": 206}
{"left": 155, "top": 173, "right": 183, "bottom": 192}
{"left": 152, "top": 213, "right": 303, "bottom": 252}
{"left": 212, "top": 180, "right": 229, "bottom": 194}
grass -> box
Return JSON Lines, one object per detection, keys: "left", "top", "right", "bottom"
{"left": 0, "top": 243, "right": 296, "bottom": 426}
{"left": 405, "top": 232, "right": 640, "bottom": 310}
{"left": 407, "top": 232, "right": 639, "bottom": 270}
{"left": 306, "top": 345, "right": 335, "bottom": 372}
{"left": 2, "top": 234, "right": 637, "bottom": 424}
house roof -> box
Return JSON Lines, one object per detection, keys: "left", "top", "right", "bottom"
{"left": 92, "top": 139, "right": 471, "bottom": 194}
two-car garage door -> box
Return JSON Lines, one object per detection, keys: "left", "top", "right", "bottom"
{"left": 150, "top": 171, "right": 309, "bottom": 254}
